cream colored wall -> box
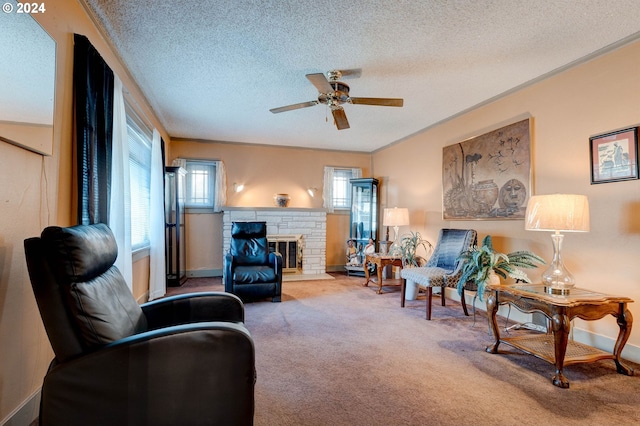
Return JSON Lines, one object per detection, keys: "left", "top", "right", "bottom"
{"left": 0, "top": 121, "right": 53, "bottom": 155}
{"left": 170, "top": 140, "right": 371, "bottom": 273}
{"left": 0, "top": 1, "right": 169, "bottom": 422}
{"left": 0, "top": 143, "right": 54, "bottom": 424}
{"left": 373, "top": 39, "right": 640, "bottom": 359}
{"left": 132, "top": 255, "right": 151, "bottom": 302}
{"left": 325, "top": 212, "right": 352, "bottom": 269}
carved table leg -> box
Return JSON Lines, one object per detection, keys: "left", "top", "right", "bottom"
{"left": 376, "top": 260, "right": 384, "bottom": 294}
{"left": 362, "top": 260, "right": 371, "bottom": 287}
{"left": 613, "top": 306, "right": 634, "bottom": 376}
{"left": 551, "top": 313, "right": 571, "bottom": 388}
{"left": 486, "top": 291, "right": 500, "bottom": 354}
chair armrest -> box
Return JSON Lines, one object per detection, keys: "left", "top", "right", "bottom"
{"left": 141, "top": 291, "right": 244, "bottom": 329}
{"left": 40, "top": 323, "right": 255, "bottom": 426}
{"left": 269, "top": 252, "right": 283, "bottom": 300}
{"left": 224, "top": 252, "right": 235, "bottom": 292}
{"left": 269, "top": 251, "right": 282, "bottom": 274}
{"left": 443, "top": 260, "right": 467, "bottom": 288}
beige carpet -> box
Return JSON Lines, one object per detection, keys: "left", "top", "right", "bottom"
{"left": 282, "top": 272, "right": 335, "bottom": 282}
{"left": 174, "top": 275, "right": 640, "bottom": 425}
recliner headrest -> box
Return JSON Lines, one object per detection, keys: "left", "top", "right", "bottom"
{"left": 231, "top": 222, "right": 267, "bottom": 238}
{"left": 41, "top": 223, "right": 118, "bottom": 282}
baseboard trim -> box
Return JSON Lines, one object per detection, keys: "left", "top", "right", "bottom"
{"left": 187, "top": 269, "right": 222, "bottom": 278}
{"left": 326, "top": 265, "right": 345, "bottom": 272}
{"left": 136, "top": 290, "right": 150, "bottom": 304}
{"left": 2, "top": 388, "right": 39, "bottom": 426}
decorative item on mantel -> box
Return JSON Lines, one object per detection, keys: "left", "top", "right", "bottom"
{"left": 274, "top": 193, "right": 291, "bottom": 207}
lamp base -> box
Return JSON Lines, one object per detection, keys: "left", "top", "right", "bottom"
{"left": 388, "top": 241, "right": 402, "bottom": 257}
{"left": 387, "top": 226, "right": 402, "bottom": 256}
{"left": 545, "top": 285, "right": 572, "bottom": 295}
{"left": 542, "top": 232, "right": 576, "bottom": 296}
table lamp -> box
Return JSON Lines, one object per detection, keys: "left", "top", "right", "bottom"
{"left": 383, "top": 207, "right": 409, "bottom": 248}
{"left": 524, "top": 194, "right": 590, "bottom": 295}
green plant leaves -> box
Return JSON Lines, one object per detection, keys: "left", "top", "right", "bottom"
{"left": 398, "top": 231, "right": 433, "bottom": 267}
{"left": 456, "top": 235, "right": 545, "bottom": 301}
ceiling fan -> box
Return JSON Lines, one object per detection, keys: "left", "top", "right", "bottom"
{"left": 269, "top": 70, "right": 404, "bottom": 130}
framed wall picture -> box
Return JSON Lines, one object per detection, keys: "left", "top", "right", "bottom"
{"left": 442, "top": 118, "right": 531, "bottom": 220}
{"left": 589, "top": 127, "right": 639, "bottom": 184}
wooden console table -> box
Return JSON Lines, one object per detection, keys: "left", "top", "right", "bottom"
{"left": 362, "top": 254, "right": 403, "bottom": 294}
{"left": 486, "top": 283, "right": 634, "bottom": 388}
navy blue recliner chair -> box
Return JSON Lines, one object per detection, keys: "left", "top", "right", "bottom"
{"left": 224, "top": 221, "right": 283, "bottom": 302}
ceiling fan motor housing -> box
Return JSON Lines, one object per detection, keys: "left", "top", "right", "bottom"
{"left": 318, "top": 81, "right": 350, "bottom": 106}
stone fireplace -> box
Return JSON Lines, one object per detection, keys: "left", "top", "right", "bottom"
{"left": 222, "top": 207, "right": 327, "bottom": 275}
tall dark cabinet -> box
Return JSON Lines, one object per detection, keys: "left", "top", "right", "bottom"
{"left": 165, "top": 166, "right": 187, "bottom": 286}
{"left": 349, "top": 177, "right": 379, "bottom": 252}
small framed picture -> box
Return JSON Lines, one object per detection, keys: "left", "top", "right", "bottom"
{"left": 590, "top": 127, "right": 639, "bottom": 184}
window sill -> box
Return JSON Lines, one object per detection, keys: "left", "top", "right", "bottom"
{"left": 132, "top": 246, "right": 150, "bottom": 262}
{"left": 186, "top": 207, "right": 218, "bottom": 214}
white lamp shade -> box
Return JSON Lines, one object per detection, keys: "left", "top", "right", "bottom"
{"left": 525, "top": 194, "right": 590, "bottom": 232}
{"left": 383, "top": 207, "right": 409, "bottom": 227}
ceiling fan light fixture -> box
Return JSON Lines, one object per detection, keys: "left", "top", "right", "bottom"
{"left": 269, "top": 69, "right": 403, "bottom": 130}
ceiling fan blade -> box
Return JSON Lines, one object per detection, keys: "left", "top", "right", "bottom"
{"left": 340, "top": 68, "right": 362, "bottom": 79}
{"left": 270, "top": 100, "right": 318, "bottom": 114}
{"left": 349, "top": 97, "right": 404, "bottom": 107}
{"left": 332, "top": 107, "right": 350, "bottom": 130}
{"left": 306, "top": 73, "right": 334, "bottom": 93}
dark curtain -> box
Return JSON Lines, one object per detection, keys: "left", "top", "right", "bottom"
{"left": 161, "top": 137, "right": 166, "bottom": 171}
{"left": 73, "top": 34, "right": 114, "bottom": 225}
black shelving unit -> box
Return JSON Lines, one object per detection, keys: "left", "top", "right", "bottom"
{"left": 345, "top": 178, "right": 379, "bottom": 275}
{"left": 165, "top": 166, "right": 187, "bottom": 286}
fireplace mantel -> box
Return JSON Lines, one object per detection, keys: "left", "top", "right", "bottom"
{"left": 223, "top": 207, "right": 327, "bottom": 213}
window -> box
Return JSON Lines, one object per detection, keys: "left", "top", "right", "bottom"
{"left": 323, "top": 167, "right": 362, "bottom": 211}
{"left": 126, "top": 108, "right": 152, "bottom": 250}
{"left": 332, "top": 168, "right": 353, "bottom": 209}
{"left": 184, "top": 160, "right": 217, "bottom": 209}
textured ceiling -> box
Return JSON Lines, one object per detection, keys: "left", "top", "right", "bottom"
{"left": 1, "top": 0, "right": 55, "bottom": 125}
{"left": 81, "top": 0, "right": 640, "bottom": 152}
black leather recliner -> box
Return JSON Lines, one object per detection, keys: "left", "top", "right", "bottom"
{"left": 224, "top": 222, "right": 282, "bottom": 302}
{"left": 24, "top": 223, "right": 255, "bottom": 426}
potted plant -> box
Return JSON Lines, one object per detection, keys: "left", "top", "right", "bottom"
{"left": 388, "top": 231, "right": 433, "bottom": 267}
{"left": 399, "top": 231, "right": 433, "bottom": 267}
{"left": 387, "top": 231, "right": 433, "bottom": 300}
{"left": 456, "top": 235, "right": 545, "bottom": 301}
